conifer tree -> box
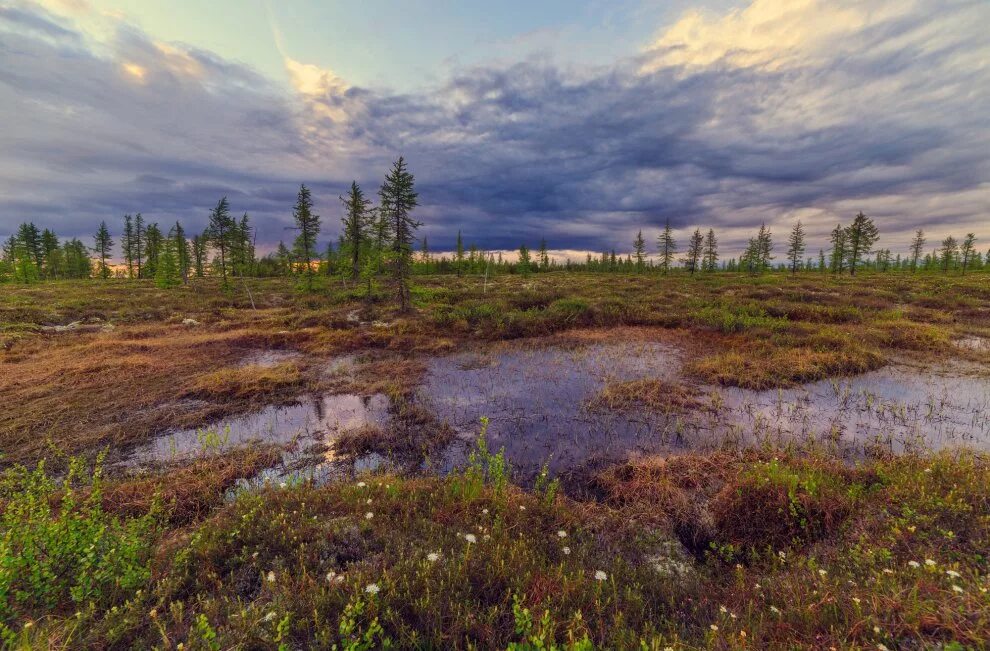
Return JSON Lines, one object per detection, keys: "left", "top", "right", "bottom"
{"left": 829, "top": 224, "right": 846, "bottom": 274}
{"left": 40, "top": 229, "right": 60, "bottom": 279}
{"left": 191, "top": 232, "right": 207, "bottom": 278}
{"left": 657, "top": 219, "right": 677, "bottom": 274}
{"left": 633, "top": 230, "right": 646, "bottom": 272}
{"left": 173, "top": 222, "right": 190, "bottom": 283}
{"left": 93, "top": 221, "right": 113, "bottom": 279}
{"left": 208, "top": 197, "right": 234, "bottom": 285}
{"left": 909, "top": 229, "right": 926, "bottom": 272}
{"left": 143, "top": 223, "right": 162, "bottom": 279}
{"left": 702, "top": 228, "right": 718, "bottom": 272}
{"left": 960, "top": 233, "right": 977, "bottom": 275}
{"left": 786, "top": 221, "right": 806, "bottom": 273}
{"left": 122, "top": 214, "right": 135, "bottom": 277}
{"left": 683, "top": 228, "right": 703, "bottom": 274}
{"left": 155, "top": 229, "right": 181, "bottom": 288}
{"left": 134, "top": 213, "right": 145, "bottom": 278}
{"left": 379, "top": 157, "right": 420, "bottom": 311}
{"left": 292, "top": 184, "right": 321, "bottom": 290}
{"left": 939, "top": 235, "right": 958, "bottom": 272}
{"left": 518, "top": 243, "right": 532, "bottom": 276}
{"left": 538, "top": 238, "right": 550, "bottom": 270}
{"left": 844, "top": 212, "right": 879, "bottom": 276}
{"left": 341, "top": 181, "right": 371, "bottom": 281}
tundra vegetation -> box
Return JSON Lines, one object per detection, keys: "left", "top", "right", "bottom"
{"left": 1, "top": 180, "right": 989, "bottom": 647}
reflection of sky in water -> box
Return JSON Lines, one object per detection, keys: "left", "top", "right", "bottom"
{"left": 125, "top": 341, "right": 990, "bottom": 483}
{"left": 126, "top": 394, "right": 390, "bottom": 465}
{"left": 420, "top": 342, "right": 685, "bottom": 477}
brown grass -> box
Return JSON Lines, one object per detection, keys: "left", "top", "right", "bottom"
{"left": 586, "top": 377, "right": 703, "bottom": 414}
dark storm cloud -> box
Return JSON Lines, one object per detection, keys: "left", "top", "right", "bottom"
{"left": 1, "top": 0, "right": 987, "bottom": 257}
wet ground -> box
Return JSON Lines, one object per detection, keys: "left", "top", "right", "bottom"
{"left": 124, "top": 337, "right": 990, "bottom": 483}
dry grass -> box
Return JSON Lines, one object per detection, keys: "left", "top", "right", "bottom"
{"left": 587, "top": 378, "right": 703, "bottom": 414}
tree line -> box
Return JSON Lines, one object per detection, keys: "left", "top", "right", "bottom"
{"left": 3, "top": 196, "right": 987, "bottom": 293}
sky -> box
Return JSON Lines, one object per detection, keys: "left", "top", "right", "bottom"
{"left": 1, "top": 0, "right": 988, "bottom": 258}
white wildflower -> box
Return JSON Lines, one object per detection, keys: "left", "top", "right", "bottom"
{"left": 562, "top": 546, "right": 571, "bottom": 555}
{"left": 427, "top": 552, "right": 440, "bottom": 562}
{"left": 818, "top": 569, "right": 827, "bottom": 576}
{"left": 952, "top": 585, "right": 964, "bottom": 594}
{"left": 263, "top": 611, "right": 277, "bottom": 622}
{"left": 908, "top": 560, "right": 920, "bottom": 569}
{"left": 557, "top": 530, "right": 567, "bottom": 538}
{"left": 710, "top": 624, "right": 718, "bottom": 632}
{"left": 357, "top": 481, "right": 366, "bottom": 487}
{"left": 946, "top": 570, "right": 961, "bottom": 578}
{"left": 925, "top": 559, "right": 936, "bottom": 567}
{"left": 770, "top": 605, "right": 781, "bottom": 614}
{"left": 365, "top": 583, "right": 380, "bottom": 595}
{"left": 266, "top": 571, "right": 276, "bottom": 583}
{"left": 594, "top": 570, "right": 607, "bottom": 581}
{"left": 465, "top": 533, "right": 477, "bottom": 544}
{"left": 365, "top": 512, "right": 374, "bottom": 520}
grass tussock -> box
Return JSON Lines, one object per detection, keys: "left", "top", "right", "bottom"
{"left": 184, "top": 362, "right": 304, "bottom": 401}
{"left": 586, "top": 378, "right": 703, "bottom": 414}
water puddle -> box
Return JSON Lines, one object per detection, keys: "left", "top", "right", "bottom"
{"left": 124, "top": 393, "right": 390, "bottom": 466}
{"left": 418, "top": 341, "right": 686, "bottom": 478}
{"left": 713, "top": 361, "right": 990, "bottom": 454}
{"left": 417, "top": 342, "right": 990, "bottom": 479}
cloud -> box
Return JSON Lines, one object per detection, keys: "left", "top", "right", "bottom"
{"left": 0, "top": 0, "right": 988, "bottom": 257}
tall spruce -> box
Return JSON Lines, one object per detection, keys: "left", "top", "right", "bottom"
{"left": 122, "top": 214, "right": 135, "bottom": 277}
{"left": 702, "top": 228, "right": 718, "bottom": 271}
{"left": 683, "top": 228, "right": 703, "bottom": 274}
{"left": 538, "top": 238, "right": 550, "bottom": 270}
{"left": 173, "top": 222, "right": 190, "bottom": 283}
{"left": 292, "top": 184, "right": 321, "bottom": 289}
{"left": 786, "top": 221, "right": 806, "bottom": 273}
{"left": 844, "top": 212, "right": 879, "bottom": 276}
{"left": 93, "top": 221, "right": 113, "bottom": 279}
{"left": 143, "top": 223, "right": 162, "bottom": 279}
{"left": 379, "top": 157, "right": 420, "bottom": 311}
{"left": 133, "top": 213, "right": 145, "bottom": 278}
{"left": 909, "top": 229, "right": 926, "bottom": 272}
{"left": 341, "top": 181, "right": 371, "bottom": 281}
{"left": 657, "top": 219, "right": 677, "bottom": 274}
{"left": 208, "top": 197, "right": 234, "bottom": 285}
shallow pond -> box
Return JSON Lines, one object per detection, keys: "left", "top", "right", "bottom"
{"left": 124, "top": 339, "right": 990, "bottom": 483}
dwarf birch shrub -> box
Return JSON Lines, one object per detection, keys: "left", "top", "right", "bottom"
{"left": 0, "top": 454, "right": 160, "bottom": 633}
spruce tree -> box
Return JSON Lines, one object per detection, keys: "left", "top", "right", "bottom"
{"left": 292, "top": 184, "right": 321, "bottom": 290}
{"left": 518, "top": 244, "right": 532, "bottom": 276}
{"left": 143, "top": 223, "right": 162, "bottom": 279}
{"left": 703, "top": 228, "right": 718, "bottom": 272}
{"left": 122, "top": 214, "right": 135, "bottom": 278}
{"left": 155, "top": 229, "right": 181, "bottom": 288}
{"left": 683, "top": 228, "right": 703, "bottom": 274}
{"left": 208, "top": 197, "right": 234, "bottom": 285}
{"left": 844, "top": 212, "right": 879, "bottom": 276}
{"left": 173, "top": 222, "right": 190, "bottom": 283}
{"left": 960, "top": 234, "right": 977, "bottom": 275}
{"left": 191, "top": 232, "right": 207, "bottom": 278}
{"left": 538, "top": 238, "right": 550, "bottom": 270}
{"left": 93, "top": 221, "right": 113, "bottom": 279}
{"left": 829, "top": 224, "right": 846, "bottom": 274}
{"left": 633, "top": 230, "right": 646, "bottom": 272}
{"left": 134, "top": 213, "right": 145, "bottom": 278}
{"left": 341, "top": 181, "right": 370, "bottom": 281}
{"left": 657, "top": 219, "right": 677, "bottom": 274}
{"left": 786, "top": 221, "right": 806, "bottom": 273}
{"left": 909, "top": 229, "right": 926, "bottom": 272}
{"left": 379, "top": 157, "right": 420, "bottom": 311}
{"left": 939, "top": 235, "right": 958, "bottom": 272}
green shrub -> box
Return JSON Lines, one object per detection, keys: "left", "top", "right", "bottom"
{"left": 0, "top": 454, "right": 161, "bottom": 635}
